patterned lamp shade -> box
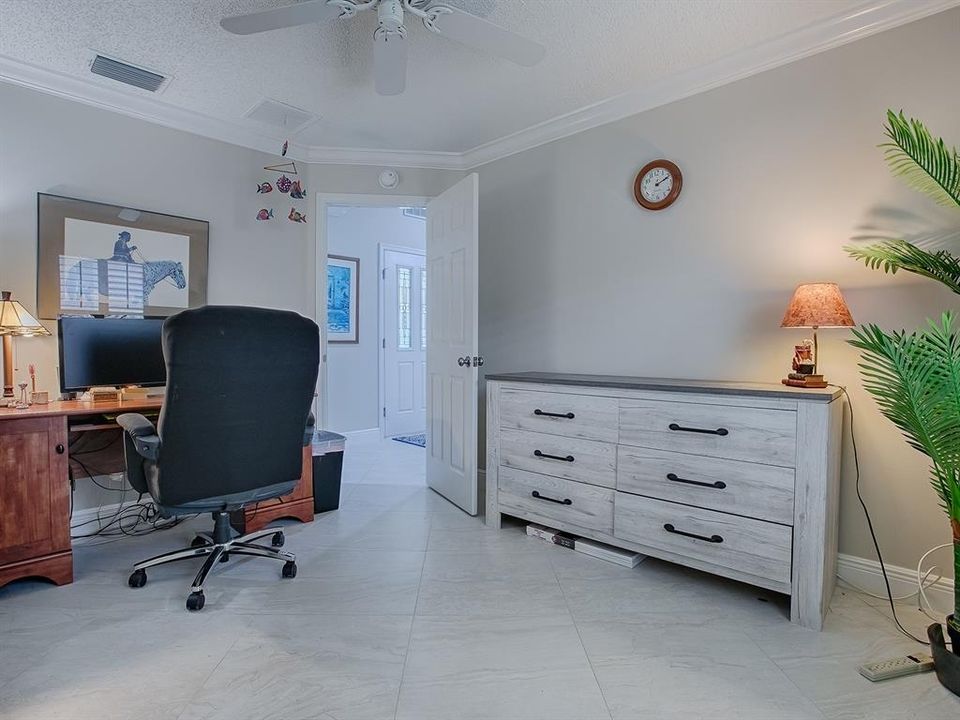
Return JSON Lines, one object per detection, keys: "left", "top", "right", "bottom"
{"left": 0, "top": 291, "right": 51, "bottom": 337}
{"left": 780, "top": 283, "right": 854, "bottom": 329}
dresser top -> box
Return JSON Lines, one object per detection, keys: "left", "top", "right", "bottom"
{"left": 484, "top": 372, "right": 841, "bottom": 402}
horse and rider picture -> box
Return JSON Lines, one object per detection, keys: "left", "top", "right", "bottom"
{"left": 37, "top": 194, "right": 209, "bottom": 319}
{"left": 63, "top": 218, "right": 190, "bottom": 309}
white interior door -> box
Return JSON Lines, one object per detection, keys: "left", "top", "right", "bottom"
{"left": 426, "top": 173, "right": 479, "bottom": 515}
{"left": 382, "top": 247, "right": 426, "bottom": 438}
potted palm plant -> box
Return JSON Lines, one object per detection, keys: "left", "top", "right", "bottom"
{"left": 846, "top": 110, "right": 960, "bottom": 694}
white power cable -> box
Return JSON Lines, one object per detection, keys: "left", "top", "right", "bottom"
{"left": 917, "top": 543, "right": 952, "bottom": 621}
{"left": 836, "top": 542, "right": 952, "bottom": 612}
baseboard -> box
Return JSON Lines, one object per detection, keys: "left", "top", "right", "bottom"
{"left": 341, "top": 428, "right": 381, "bottom": 440}
{"left": 837, "top": 552, "right": 954, "bottom": 609}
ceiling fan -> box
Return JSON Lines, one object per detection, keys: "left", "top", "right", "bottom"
{"left": 220, "top": 0, "right": 545, "bottom": 96}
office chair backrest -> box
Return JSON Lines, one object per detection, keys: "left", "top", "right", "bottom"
{"left": 156, "top": 306, "right": 319, "bottom": 507}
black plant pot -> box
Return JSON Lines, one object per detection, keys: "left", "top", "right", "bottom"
{"left": 928, "top": 621, "right": 960, "bottom": 697}
{"left": 948, "top": 615, "right": 960, "bottom": 657}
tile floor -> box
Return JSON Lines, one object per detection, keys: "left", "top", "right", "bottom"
{"left": 339, "top": 432, "right": 426, "bottom": 486}
{"left": 1, "top": 474, "right": 958, "bottom": 719}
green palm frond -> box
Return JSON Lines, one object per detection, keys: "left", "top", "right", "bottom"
{"left": 849, "top": 313, "right": 960, "bottom": 521}
{"left": 883, "top": 110, "right": 960, "bottom": 208}
{"left": 844, "top": 238, "right": 960, "bottom": 295}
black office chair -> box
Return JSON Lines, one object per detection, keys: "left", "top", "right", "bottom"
{"left": 117, "top": 305, "right": 319, "bottom": 611}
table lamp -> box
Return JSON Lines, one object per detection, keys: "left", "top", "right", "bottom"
{"left": 780, "top": 282, "right": 854, "bottom": 388}
{"left": 0, "top": 291, "right": 51, "bottom": 399}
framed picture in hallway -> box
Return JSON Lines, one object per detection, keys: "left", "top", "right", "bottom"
{"left": 327, "top": 255, "right": 359, "bottom": 343}
{"left": 36, "top": 193, "right": 209, "bottom": 319}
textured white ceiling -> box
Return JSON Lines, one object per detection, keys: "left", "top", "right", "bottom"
{"left": 0, "top": 0, "right": 868, "bottom": 153}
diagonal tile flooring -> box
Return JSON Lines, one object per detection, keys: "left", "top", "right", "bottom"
{"left": 1, "top": 478, "right": 958, "bottom": 719}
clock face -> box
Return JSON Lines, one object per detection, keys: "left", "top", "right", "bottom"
{"left": 634, "top": 160, "right": 682, "bottom": 210}
{"left": 639, "top": 166, "right": 673, "bottom": 203}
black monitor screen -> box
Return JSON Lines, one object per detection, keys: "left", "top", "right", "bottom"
{"left": 58, "top": 317, "right": 166, "bottom": 392}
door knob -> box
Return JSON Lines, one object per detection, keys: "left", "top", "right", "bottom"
{"left": 472, "top": 356, "right": 484, "bottom": 367}
{"left": 457, "top": 356, "right": 470, "bottom": 367}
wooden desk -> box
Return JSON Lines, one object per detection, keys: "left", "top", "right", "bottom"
{"left": 0, "top": 397, "right": 314, "bottom": 589}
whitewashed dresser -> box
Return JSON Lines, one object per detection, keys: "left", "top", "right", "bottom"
{"left": 485, "top": 372, "right": 843, "bottom": 630}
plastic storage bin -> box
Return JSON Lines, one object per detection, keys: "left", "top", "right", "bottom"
{"left": 311, "top": 431, "right": 346, "bottom": 513}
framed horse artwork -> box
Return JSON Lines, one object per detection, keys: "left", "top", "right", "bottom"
{"left": 37, "top": 194, "right": 208, "bottom": 319}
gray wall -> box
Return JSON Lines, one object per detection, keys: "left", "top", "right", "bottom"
{"left": 326, "top": 206, "right": 426, "bottom": 432}
{"left": 475, "top": 8, "right": 960, "bottom": 572}
{"left": 0, "top": 81, "right": 459, "bottom": 511}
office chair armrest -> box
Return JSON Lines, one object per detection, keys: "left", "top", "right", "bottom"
{"left": 303, "top": 411, "right": 315, "bottom": 446}
{"left": 117, "top": 413, "right": 161, "bottom": 460}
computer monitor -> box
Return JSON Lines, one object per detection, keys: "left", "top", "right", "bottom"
{"left": 58, "top": 317, "right": 166, "bottom": 392}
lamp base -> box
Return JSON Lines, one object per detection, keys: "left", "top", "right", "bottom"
{"left": 782, "top": 375, "right": 828, "bottom": 389}
{"left": 2, "top": 334, "right": 12, "bottom": 398}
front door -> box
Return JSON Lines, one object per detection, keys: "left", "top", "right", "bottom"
{"left": 382, "top": 247, "right": 426, "bottom": 438}
{"left": 425, "top": 174, "right": 479, "bottom": 515}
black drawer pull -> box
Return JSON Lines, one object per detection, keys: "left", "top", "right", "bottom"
{"left": 534, "top": 449, "right": 575, "bottom": 463}
{"left": 663, "top": 523, "right": 723, "bottom": 543}
{"left": 666, "top": 473, "right": 726, "bottom": 490}
{"left": 668, "top": 423, "right": 729, "bottom": 436}
{"left": 532, "top": 490, "right": 572, "bottom": 505}
{"left": 534, "top": 409, "right": 575, "bottom": 419}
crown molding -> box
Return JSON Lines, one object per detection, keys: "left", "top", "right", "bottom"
{"left": 0, "top": 0, "right": 956, "bottom": 172}
{"left": 460, "top": 0, "right": 960, "bottom": 169}
{"left": 304, "top": 144, "right": 464, "bottom": 170}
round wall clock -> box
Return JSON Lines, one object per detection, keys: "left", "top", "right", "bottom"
{"left": 634, "top": 160, "right": 683, "bottom": 211}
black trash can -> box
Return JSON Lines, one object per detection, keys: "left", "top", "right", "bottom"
{"left": 312, "top": 431, "right": 346, "bottom": 513}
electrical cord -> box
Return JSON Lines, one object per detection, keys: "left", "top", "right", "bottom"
{"left": 837, "top": 565, "right": 944, "bottom": 602}
{"left": 68, "top": 452, "right": 198, "bottom": 539}
{"left": 831, "top": 383, "right": 933, "bottom": 646}
{"left": 917, "top": 543, "right": 953, "bottom": 622}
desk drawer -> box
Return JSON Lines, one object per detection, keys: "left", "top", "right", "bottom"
{"left": 500, "top": 388, "right": 618, "bottom": 442}
{"left": 501, "top": 428, "right": 616, "bottom": 488}
{"left": 616, "top": 446, "right": 795, "bottom": 525}
{"left": 614, "top": 493, "right": 792, "bottom": 587}
{"left": 619, "top": 399, "right": 797, "bottom": 467}
{"left": 499, "top": 466, "right": 614, "bottom": 535}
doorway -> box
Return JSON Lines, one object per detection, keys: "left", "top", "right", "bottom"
{"left": 316, "top": 176, "right": 479, "bottom": 509}
{"left": 319, "top": 199, "right": 429, "bottom": 487}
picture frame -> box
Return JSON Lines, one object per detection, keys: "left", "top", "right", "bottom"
{"left": 327, "top": 255, "right": 360, "bottom": 344}
{"left": 37, "top": 193, "right": 209, "bottom": 319}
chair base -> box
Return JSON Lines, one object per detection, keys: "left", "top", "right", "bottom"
{"left": 127, "top": 511, "right": 296, "bottom": 610}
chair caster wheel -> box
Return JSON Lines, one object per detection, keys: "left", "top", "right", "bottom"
{"left": 282, "top": 561, "right": 297, "bottom": 579}
{"left": 191, "top": 537, "right": 208, "bottom": 549}
{"left": 271, "top": 532, "right": 285, "bottom": 547}
{"left": 186, "top": 591, "right": 205, "bottom": 611}
{"left": 128, "top": 569, "right": 147, "bottom": 588}
{"left": 219, "top": 552, "right": 229, "bottom": 562}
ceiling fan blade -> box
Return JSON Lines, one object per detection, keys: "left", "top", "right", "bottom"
{"left": 374, "top": 31, "right": 407, "bottom": 96}
{"left": 220, "top": 0, "right": 342, "bottom": 35}
{"left": 430, "top": 7, "right": 545, "bottom": 67}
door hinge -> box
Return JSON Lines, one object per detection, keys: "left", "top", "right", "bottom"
{"left": 383, "top": 407, "right": 386, "bottom": 417}
{"left": 382, "top": 268, "right": 386, "bottom": 279}
{"left": 382, "top": 338, "right": 386, "bottom": 349}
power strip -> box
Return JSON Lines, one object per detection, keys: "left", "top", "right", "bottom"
{"left": 858, "top": 653, "right": 935, "bottom": 682}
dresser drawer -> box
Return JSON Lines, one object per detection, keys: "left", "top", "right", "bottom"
{"left": 614, "top": 493, "right": 792, "bottom": 588}
{"left": 617, "top": 447, "right": 795, "bottom": 525}
{"left": 619, "top": 399, "right": 797, "bottom": 467}
{"left": 501, "top": 428, "right": 616, "bottom": 488}
{"left": 499, "top": 467, "right": 614, "bottom": 535}
{"left": 500, "top": 388, "right": 618, "bottom": 442}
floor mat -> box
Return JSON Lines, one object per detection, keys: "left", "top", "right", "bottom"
{"left": 392, "top": 433, "right": 426, "bottom": 448}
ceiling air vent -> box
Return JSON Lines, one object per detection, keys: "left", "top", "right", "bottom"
{"left": 89, "top": 54, "right": 168, "bottom": 92}
{"left": 244, "top": 99, "right": 317, "bottom": 134}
